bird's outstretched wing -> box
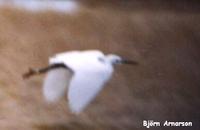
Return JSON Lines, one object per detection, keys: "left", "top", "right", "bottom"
{"left": 43, "top": 68, "right": 73, "bottom": 103}
{"left": 68, "top": 70, "right": 112, "bottom": 114}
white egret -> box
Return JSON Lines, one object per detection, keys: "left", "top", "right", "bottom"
{"left": 23, "top": 50, "right": 138, "bottom": 114}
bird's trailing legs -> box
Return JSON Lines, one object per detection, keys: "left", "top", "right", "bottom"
{"left": 23, "top": 63, "right": 68, "bottom": 79}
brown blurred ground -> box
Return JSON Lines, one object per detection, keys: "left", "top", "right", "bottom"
{"left": 0, "top": 1, "right": 199, "bottom": 130}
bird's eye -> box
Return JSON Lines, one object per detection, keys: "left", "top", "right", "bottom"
{"left": 114, "top": 59, "right": 122, "bottom": 64}
{"left": 98, "top": 57, "right": 105, "bottom": 63}
{"left": 115, "top": 60, "right": 120, "bottom": 63}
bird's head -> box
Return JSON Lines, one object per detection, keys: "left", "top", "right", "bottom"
{"left": 106, "top": 54, "right": 138, "bottom": 66}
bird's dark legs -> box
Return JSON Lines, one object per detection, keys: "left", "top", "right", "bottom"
{"left": 23, "top": 63, "right": 68, "bottom": 79}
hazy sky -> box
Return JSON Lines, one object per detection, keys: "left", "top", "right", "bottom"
{"left": 0, "top": 0, "right": 79, "bottom": 13}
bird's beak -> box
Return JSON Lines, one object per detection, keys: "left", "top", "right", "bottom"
{"left": 121, "top": 59, "right": 138, "bottom": 65}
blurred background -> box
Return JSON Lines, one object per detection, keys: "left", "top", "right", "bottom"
{"left": 0, "top": 0, "right": 199, "bottom": 130}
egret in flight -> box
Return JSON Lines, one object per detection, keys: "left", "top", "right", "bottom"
{"left": 23, "top": 50, "right": 138, "bottom": 114}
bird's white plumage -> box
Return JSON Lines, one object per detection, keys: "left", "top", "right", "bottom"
{"left": 68, "top": 70, "right": 112, "bottom": 113}
{"left": 68, "top": 58, "right": 113, "bottom": 113}
{"left": 43, "top": 50, "right": 116, "bottom": 113}
{"left": 43, "top": 68, "right": 72, "bottom": 102}
{"left": 50, "top": 50, "right": 105, "bottom": 71}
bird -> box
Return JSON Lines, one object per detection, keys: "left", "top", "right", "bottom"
{"left": 23, "top": 50, "right": 138, "bottom": 114}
